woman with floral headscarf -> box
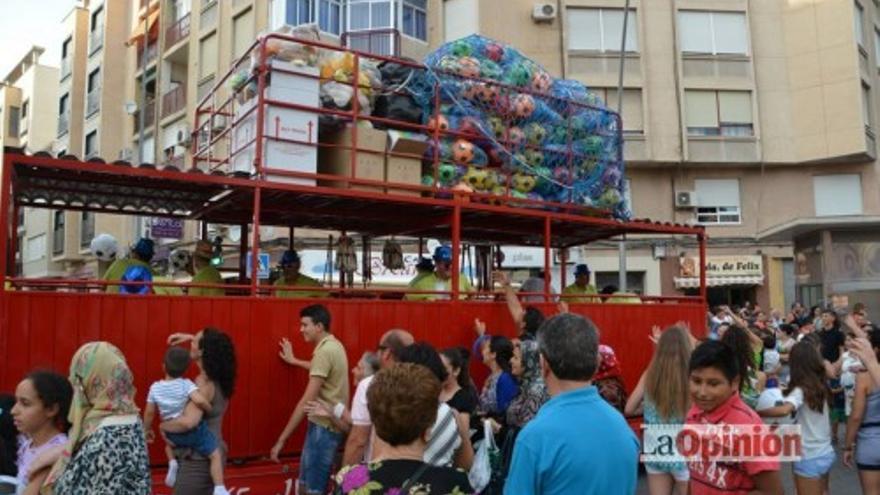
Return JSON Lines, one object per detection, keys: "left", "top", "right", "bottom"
{"left": 506, "top": 340, "right": 549, "bottom": 428}
{"left": 42, "top": 342, "right": 150, "bottom": 495}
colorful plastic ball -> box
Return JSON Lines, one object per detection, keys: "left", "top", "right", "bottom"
{"left": 531, "top": 71, "right": 553, "bottom": 93}
{"left": 463, "top": 167, "right": 490, "bottom": 191}
{"left": 512, "top": 173, "right": 537, "bottom": 193}
{"left": 480, "top": 60, "right": 503, "bottom": 80}
{"left": 485, "top": 42, "right": 505, "bottom": 62}
{"left": 428, "top": 115, "right": 449, "bottom": 133}
{"left": 477, "top": 84, "right": 499, "bottom": 104}
{"left": 438, "top": 163, "right": 459, "bottom": 184}
{"left": 505, "top": 63, "right": 532, "bottom": 87}
{"left": 512, "top": 94, "right": 536, "bottom": 119}
{"left": 525, "top": 123, "right": 547, "bottom": 146}
{"left": 452, "top": 139, "right": 476, "bottom": 165}
{"left": 524, "top": 149, "right": 544, "bottom": 167}
{"left": 508, "top": 127, "right": 526, "bottom": 147}
{"left": 451, "top": 40, "right": 473, "bottom": 57}
{"left": 553, "top": 167, "right": 572, "bottom": 184}
{"left": 488, "top": 117, "right": 505, "bottom": 140}
{"left": 422, "top": 175, "right": 435, "bottom": 187}
{"left": 458, "top": 57, "right": 481, "bottom": 78}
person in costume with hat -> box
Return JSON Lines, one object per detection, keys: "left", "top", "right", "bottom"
{"left": 188, "top": 239, "right": 225, "bottom": 297}
{"left": 274, "top": 249, "right": 324, "bottom": 298}
{"left": 102, "top": 238, "right": 155, "bottom": 294}
{"left": 561, "top": 263, "right": 599, "bottom": 303}
{"left": 407, "top": 257, "right": 435, "bottom": 289}
{"left": 404, "top": 245, "right": 473, "bottom": 301}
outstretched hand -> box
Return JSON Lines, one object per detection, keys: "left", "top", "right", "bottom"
{"left": 474, "top": 318, "right": 487, "bottom": 337}
{"left": 649, "top": 325, "right": 662, "bottom": 345}
{"left": 279, "top": 338, "right": 297, "bottom": 365}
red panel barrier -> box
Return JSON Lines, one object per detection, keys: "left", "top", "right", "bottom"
{"left": 1, "top": 292, "right": 704, "bottom": 491}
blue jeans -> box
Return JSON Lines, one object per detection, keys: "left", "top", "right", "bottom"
{"left": 299, "top": 421, "right": 343, "bottom": 494}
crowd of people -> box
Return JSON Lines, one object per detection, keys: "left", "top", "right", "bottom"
{"left": 5, "top": 247, "right": 880, "bottom": 495}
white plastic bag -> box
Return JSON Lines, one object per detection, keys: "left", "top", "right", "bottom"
{"left": 468, "top": 419, "right": 496, "bottom": 492}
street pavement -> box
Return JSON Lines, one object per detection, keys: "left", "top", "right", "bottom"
{"left": 636, "top": 433, "right": 861, "bottom": 494}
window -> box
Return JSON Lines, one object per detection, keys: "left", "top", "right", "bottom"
{"left": 863, "top": 83, "right": 873, "bottom": 130}
{"left": 91, "top": 6, "right": 104, "bottom": 31}
{"left": 855, "top": 1, "right": 865, "bottom": 48}
{"left": 53, "top": 211, "right": 65, "bottom": 256}
{"left": 814, "top": 174, "right": 863, "bottom": 216}
{"left": 87, "top": 68, "right": 101, "bottom": 92}
{"left": 590, "top": 88, "right": 644, "bottom": 133}
{"left": 567, "top": 8, "right": 638, "bottom": 52}
{"left": 85, "top": 130, "right": 98, "bottom": 158}
{"left": 685, "top": 90, "right": 753, "bottom": 136}
{"left": 695, "top": 179, "right": 741, "bottom": 225}
{"left": 58, "top": 94, "right": 70, "bottom": 136}
{"left": 269, "top": 0, "right": 343, "bottom": 34}
{"left": 7, "top": 106, "right": 20, "bottom": 138}
{"left": 25, "top": 234, "right": 46, "bottom": 263}
{"left": 80, "top": 212, "right": 95, "bottom": 249}
{"left": 61, "top": 36, "right": 72, "bottom": 78}
{"left": 349, "top": 0, "right": 394, "bottom": 30}
{"left": 233, "top": 8, "right": 255, "bottom": 59}
{"left": 90, "top": 6, "right": 104, "bottom": 53}
{"left": 402, "top": 0, "right": 427, "bottom": 40}
{"left": 678, "top": 11, "right": 748, "bottom": 55}
{"left": 20, "top": 100, "right": 28, "bottom": 134}
{"left": 87, "top": 68, "right": 101, "bottom": 116}
{"left": 874, "top": 29, "right": 880, "bottom": 67}
{"left": 319, "top": 0, "right": 344, "bottom": 35}
{"left": 199, "top": 33, "right": 218, "bottom": 79}
{"left": 61, "top": 36, "right": 71, "bottom": 59}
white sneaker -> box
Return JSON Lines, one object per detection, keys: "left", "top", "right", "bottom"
{"left": 164, "top": 460, "right": 179, "bottom": 488}
{"left": 213, "top": 486, "right": 230, "bottom": 495}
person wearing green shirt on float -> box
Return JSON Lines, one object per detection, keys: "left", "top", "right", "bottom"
{"left": 405, "top": 245, "right": 472, "bottom": 300}
{"left": 188, "top": 239, "right": 225, "bottom": 297}
{"left": 407, "top": 257, "right": 434, "bottom": 288}
{"left": 103, "top": 238, "right": 154, "bottom": 293}
{"left": 561, "top": 263, "right": 599, "bottom": 303}
{"left": 274, "top": 249, "right": 324, "bottom": 298}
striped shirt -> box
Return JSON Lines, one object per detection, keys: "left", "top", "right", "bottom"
{"left": 147, "top": 378, "right": 198, "bottom": 420}
{"left": 423, "top": 402, "right": 461, "bottom": 467}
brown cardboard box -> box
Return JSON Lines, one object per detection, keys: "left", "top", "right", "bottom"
{"left": 318, "top": 125, "right": 387, "bottom": 193}
{"left": 385, "top": 130, "right": 429, "bottom": 197}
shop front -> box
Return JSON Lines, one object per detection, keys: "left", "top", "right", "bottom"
{"left": 671, "top": 254, "right": 766, "bottom": 308}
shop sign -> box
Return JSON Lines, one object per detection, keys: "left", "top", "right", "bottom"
{"left": 678, "top": 255, "right": 763, "bottom": 278}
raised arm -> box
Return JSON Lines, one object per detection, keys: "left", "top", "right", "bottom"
{"left": 494, "top": 271, "right": 524, "bottom": 328}
{"left": 624, "top": 371, "right": 647, "bottom": 417}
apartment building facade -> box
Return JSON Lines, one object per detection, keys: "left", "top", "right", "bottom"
{"left": 438, "top": 0, "right": 880, "bottom": 311}
{"left": 0, "top": 47, "right": 62, "bottom": 278}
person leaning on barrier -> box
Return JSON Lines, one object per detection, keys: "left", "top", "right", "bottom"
{"left": 188, "top": 240, "right": 225, "bottom": 297}
{"left": 404, "top": 246, "right": 473, "bottom": 301}
{"left": 560, "top": 264, "right": 599, "bottom": 303}
{"left": 103, "top": 238, "right": 155, "bottom": 294}
{"left": 273, "top": 250, "right": 324, "bottom": 298}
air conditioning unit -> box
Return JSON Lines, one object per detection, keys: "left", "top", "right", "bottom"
{"left": 118, "top": 148, "right": 134, "bottom": 161}
{"left": 675, "top": 191, "right": 696, "bottom": 209}
{"left": 177, "top": 127, "right": 192, "bottom": 147}
{"left": 532, "top": 3, "right": 557, "bottom": 22}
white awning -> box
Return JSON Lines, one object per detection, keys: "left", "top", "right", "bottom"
{"left": 674, "top": 275, "right": 764, "bottom": 289}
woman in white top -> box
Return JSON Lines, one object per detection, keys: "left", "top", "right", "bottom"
{"left": 759, "top": 341, "right": 835, "bottom": 495}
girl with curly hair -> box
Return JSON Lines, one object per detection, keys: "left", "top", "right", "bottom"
{"left": 163, "top": 328, "right": 238, "bottom": 495}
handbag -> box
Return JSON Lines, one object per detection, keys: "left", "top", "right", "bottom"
{"left": 468, "top": 419, "right": 500, "bottom": 493}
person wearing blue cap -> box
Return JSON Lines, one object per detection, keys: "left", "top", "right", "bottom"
{"left": 274, "top": 249, "right": 324, "bottom": 298}
{"left": 407, "top": 257, "right": 435, "bottom": 289}
{"left": 404, "top": 245, "right": 472, "bottom": 300}
{"left": 102, "top": 238, "right": 155, "bottom": 293}
{"left": 561, "top": 263, "right": 599, "bottom": 303}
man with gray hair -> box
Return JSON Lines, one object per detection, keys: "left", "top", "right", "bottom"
{"left": 504, "top": 314, "right": 639, "bottom": 494}
{"left": 341, "top": 329, "right": 414, "bottom": 465}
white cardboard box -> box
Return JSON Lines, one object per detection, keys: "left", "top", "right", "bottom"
{"left": 230, "top": 63, "right": 320, "bottom": 185}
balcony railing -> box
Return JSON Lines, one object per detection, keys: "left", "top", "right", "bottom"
{"left": 60, "top": 57, "right": 71, "bottom": 80}
{"left": 58, "top": 112, "right": 69, "bottom": 136}
{"left": 134, "top": 99, "right": 156, "bottom": 133}
{"left": 137, "top": 41, "right": 158, "bottom": 68}
{"left": 89, "top": 26, "right": 104, "bottom": 54}
{"left": 200, "top": 1, "right": 218, "bottom": 31}
{"left": 165, "top": 13, "right": 191, "bottom": 48}
{"left": 161, "top": 85, "right": 186, "bottom": 118}
{"left": 86, "top": 90, "right": 100, "bottom": 117}
{"left": 341, "top": 29, "right": 401, "bottom": 57}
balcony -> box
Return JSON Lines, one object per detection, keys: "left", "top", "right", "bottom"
{"left": 137, "top": 41, "right": 158, "bottom": 69}
{"left": 134, "top": 99, "right": 156, "bottom": 133}
{"left": 161, "top": 85, "right": 186, "bottom": 119}
{"left": 58, "top": 112, "right": 69, "bottom": 137}
{"left": 165, "top": 13, "right": 190, "bottom": 49}
{"left": 89, "top": 26, "right": 104, "bottom": 54}
{"left": 86, "top": 90, "right": 100, "bottom": 117}
{"left": 60, "top": 57, "right": 71, "bottom": 80}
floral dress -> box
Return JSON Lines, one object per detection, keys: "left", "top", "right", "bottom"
{"left": 53, "top": 423, "right": 151, "bottom": 495}
{"left": 335, "top": 459, "right": 473, "bottom": 494}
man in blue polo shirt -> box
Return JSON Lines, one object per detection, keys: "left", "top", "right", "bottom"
{"left": 504, "top": 313, "right": 639, "bottom": 495}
